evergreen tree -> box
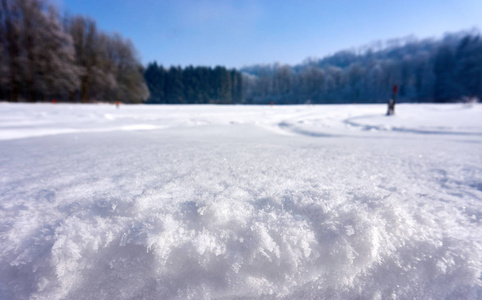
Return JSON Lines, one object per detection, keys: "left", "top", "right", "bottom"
{"left": 144, "top": 62, "right": 165, "bottom": 103}
{"left": 143, "top": 65, "right": 243, "bottom": 104}
{"left": 434, "top": 45, "right": 457, "bottom": 102}
{"left": 166, "top": 66, "right": 184, "bottom": 103}
{"left": 455, "top": 36, "right": 482, "bottom": 98}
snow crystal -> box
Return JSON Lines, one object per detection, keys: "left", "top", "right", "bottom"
{"left": 0, "top": 103, "right": 481, "bottom": 299}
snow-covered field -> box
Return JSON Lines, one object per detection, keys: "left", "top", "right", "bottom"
{"left": 0, "top": 103, "right": 481, "bottom": 299}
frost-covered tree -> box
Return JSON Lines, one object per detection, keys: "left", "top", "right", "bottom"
{"left": 1, "top": 0, "right": 23, "bottom": 101}
{"left": 104, "top": 33, "right": 149, "bottom": 103}
{"left": 1, "top": 0, "right": 77, "bottom": 101}
{"left": 241, "top": 30, "right": 482, "bottom": 104}
{"left": 38, "top": 6, "right": 79, "bottom": 100}
{"left": 66, "top": 16, "right": 148, "bottom": 103}
{"left": 0, "top": 0, "right": 148, "bottom": 103}
{"left": 0, "top": 2, "right": 9, "bottom": 93}
{"left": 18, "top": 0, "right": 46, "bottom": 101}
{"left": 67, "top": 16, "right": 111, "bottom": 102}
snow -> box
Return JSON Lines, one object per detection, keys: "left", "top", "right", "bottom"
{"left": 0, "top": 102, "right": 481, "bottom": 299}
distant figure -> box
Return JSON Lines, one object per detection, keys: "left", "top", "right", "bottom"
{"left": 387, "top": 84, "right": 398, "bottom": 116}
{"left": 51, "top": 99, "right": 57, "bottom": 104}
{"left": 115, "top": 101, "right": 120, "bottom": 109}
{"left": 386, "top": 99, "right": 395, "bottom": 115}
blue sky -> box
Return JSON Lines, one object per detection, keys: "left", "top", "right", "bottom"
{"left": 59, "top": 0, "right": 482, "bottom": 68}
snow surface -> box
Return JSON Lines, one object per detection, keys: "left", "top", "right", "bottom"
{"left": 0, "top": 102, "right": 481, "bottom": 299}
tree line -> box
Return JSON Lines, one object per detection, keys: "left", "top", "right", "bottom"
{"left": 144, "top": 63, "right": 243, "bottom": 104}
{"left": 0, "top": 0, "right": 149, "bottom": 103}
{"left": 241, "top": 30, "right": 482, "bottom": 104}
{"left": 2, "top": 0, "right": 481, "bottom": 104}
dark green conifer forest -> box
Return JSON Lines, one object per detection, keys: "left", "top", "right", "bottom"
{"left": 144, "top": 64, "right": 243, "bottom": 104}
